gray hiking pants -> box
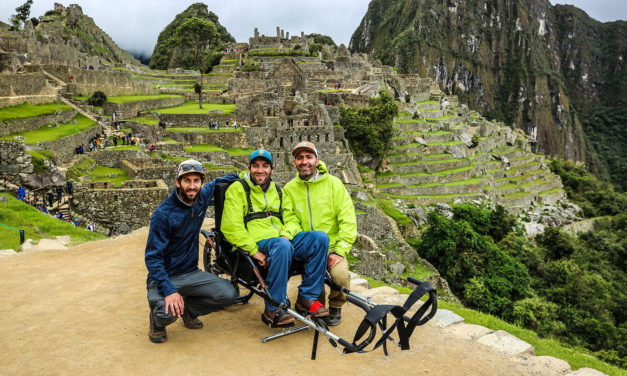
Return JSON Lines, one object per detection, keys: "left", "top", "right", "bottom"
{"left": 148, "top": 269, "right": 237, "bottom": 327}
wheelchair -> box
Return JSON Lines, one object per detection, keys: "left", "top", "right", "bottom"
{"left": 201, "top": 182, "right": 438, "bottom": 359}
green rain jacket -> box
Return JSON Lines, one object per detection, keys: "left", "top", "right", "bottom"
{"left": 221, "top": 171, "right": 301, "bottom": 256}
{"left": 283, "top": 161, "right": 357, "bottom": 257}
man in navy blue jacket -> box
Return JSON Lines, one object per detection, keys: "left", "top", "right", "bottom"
{"left": 145, "top": 159, "right": 238, "bottom": 343}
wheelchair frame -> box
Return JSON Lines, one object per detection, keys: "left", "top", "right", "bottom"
{"left": 202, "top": 182, "right": 438, "bottom": 359}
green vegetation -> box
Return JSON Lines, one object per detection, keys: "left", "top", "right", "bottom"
{"left": 130, "top": 116, "right": 159, "bottom": 126}
{"left": 88, "top": 91, "right": 107, "bottom": 106}
{"left": 375, "top": 197, "right": 412, "bottom": 227}
{"left": 149, "top": 3, "right": 234, "bottom": 70}
{"left": 106, "top": 94, "right": 181, "bottom": 104}
{"left": 167, "top": 127, "right": 242, "bottom": 133}
{"left": 183, "top": 144, "right": 254, "bottom": 155}
{"left": 0, "top": 102, "right": 71, "bottom": 123}
{"left": 26, "top": 150, "right": 55, "bottom": 173}
{"left": 549, "top": 159, "right": 627, "bottom": 217}
{"left": 66, "top": 157, "right": 129, "bottom": 186}
{"left": 153, "top": 102, "right": 235, "bottom": 115}
{"left": 412, "top": 201, "right": 626, "bottom": 368}
{"left": 0, "top": 115, "right": 97, "bottom": 144}
{"left": 0, "top": 193, "right": 105, "bottom": 251}
{"left": 340, "top": 90, "right": 398, "bottom": 168}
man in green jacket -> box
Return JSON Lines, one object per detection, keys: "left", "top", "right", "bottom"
{"left": 283, "top": 142, "right": 357, "bottom": 326}
{"left": 221, "top": 149, "right": 330, "bottom": 327}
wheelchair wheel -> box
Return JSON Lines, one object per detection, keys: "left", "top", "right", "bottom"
{"left": 202, "top": 233, "right": 220, "bottom": 275}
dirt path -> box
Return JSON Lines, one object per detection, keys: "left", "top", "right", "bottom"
{"left": 0, "top": 225, "right": 571, "bottom": 376}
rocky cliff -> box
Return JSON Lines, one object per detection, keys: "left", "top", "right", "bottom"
{"left": 349, "top": 0, "right": 626, "bottom": 190}
{"left": 0, "top": 3, "right": 139, "bottom": 68}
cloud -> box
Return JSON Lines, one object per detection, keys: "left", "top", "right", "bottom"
{"left": 2, "top": 0, "right": 623, "bottom": 57}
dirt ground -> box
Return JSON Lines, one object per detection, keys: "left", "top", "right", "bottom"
{"left": 0, "top": 224, "right": 558, "bottom": 376}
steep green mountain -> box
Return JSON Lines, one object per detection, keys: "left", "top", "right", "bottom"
{"left": 149, "top": 3, "right": 234, "bottom": 70}
{"left": 349, "top": 0, "right": 627, "bottom": 191}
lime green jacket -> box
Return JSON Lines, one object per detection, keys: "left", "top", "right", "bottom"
{"left": 221, "top": 171, "right": 301, "bottom": 256}
{"left": 283, "top": 161, "right": 357, "bottom": 257}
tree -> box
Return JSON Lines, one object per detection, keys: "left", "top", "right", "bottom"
{"left": 8, "top": 0, "right": 33, "bottom": 31}
{"left": 173, "top": 17, "right": 219, "bottom": 109}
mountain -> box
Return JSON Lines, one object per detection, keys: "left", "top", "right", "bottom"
{"left": 149, "top": 2, "right": 235, "bottom": 70}
{"left": 349, "top": 0, "right": 626, "bottom": 191}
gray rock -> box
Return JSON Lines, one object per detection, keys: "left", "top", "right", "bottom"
{"left": 352, "top": 248, "right": 387, "bottom": 280}
{"left": 440, "top": 97, "right": 450, "bottom": 111}
{"left": 435, "top": 203, "right": 453, "bottom": 218}
{"left": 0, "top": 249, "right": 17, "bottom": 256}
{"left": 117, "top": 222, "right": 131, "bottom": 234}
{"left": 477, "top": 330, "right": 535, "bottom": 356}
{"left": 448, "top": 146, "right": 466, "bottom": 159}
{"left": 565, "top": 368, "right": 609, "bottom": 376}
{"left": 458, "top": 132, "right": 474, "bottom": 147}
{"left": 355, "top": 191, "right": 369, "bottom": 202}
{"left": 414, "top": 136, "right": 428, "bottom": 146}
{"left": 524, "top": 222, "right": 545, "bottom": 236}
{"left": 389, "top": 262, "right": 405, "bottom": 275}
{"left": 506, "top": 127, "right": 517, "bottom": 145}
{"left": 433, "top": 309, "right": 465, "bottom": 328}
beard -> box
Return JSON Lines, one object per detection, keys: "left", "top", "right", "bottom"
{"left": 252, "top": 173, "right": 271, "bottom": 187}
{"left": 178, "top": 187, "right": 199, "bottom": 204}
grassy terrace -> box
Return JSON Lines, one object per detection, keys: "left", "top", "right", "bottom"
{"left": 0, "top": 193, "right": 105, "bottom": 251}
{"left": 0, "top": 102, "right": 72, "bottom": 122}
{"left": 404, "top": 130, "right": 453, "bottom": 135}
{"left": 538, "top": 187, "right": 563, "bottom": 196}
{"left": 167, "top": 127, "right": 243, "bottom": 133}
{"left": 377, "top": 163, "right": 477, "bottom": 178}
{"left": 0, "top": 115, "right": 96, "bottom": 144}
{"left": 390, "top": 157, "right": 469, "bottom": 167}
{"left": 183, "top": 144, "right": 254, "bottom": 155}
{"left": 395, "top": 118, "right": 426, "bottom": 124}
{"left": 383, "top": 192, "right": 479, "bottom": 200}
{"left": 129, "top": 116, "right": 159, "bottom": 126}
{"left": 106, "top": 94, "right": 182, "bottom": 104}
{"left": 153, "top": 102, "right": 235, "bottom": 115}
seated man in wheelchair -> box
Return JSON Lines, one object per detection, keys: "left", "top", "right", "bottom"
{"left": 221, "top": 149, "right": 330, "bottom": 327}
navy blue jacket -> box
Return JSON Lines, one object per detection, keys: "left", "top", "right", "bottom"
{"left": 145, "top": 174, "right": 238, "bottom": 296}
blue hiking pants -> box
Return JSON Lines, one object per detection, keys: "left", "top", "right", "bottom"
{"left": 256, "top": 231, "right": 329, "bottom": 311}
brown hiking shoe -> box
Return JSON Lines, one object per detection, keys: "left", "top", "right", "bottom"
{"left": 295, "top": 295, "right": 329, "bottom": 317}
{"left": 149, "top": 311, "right": 167, "bottom": 343}
{"left": 182, "top": 310, "right": 203, "bottom": 329}
{"left": 262, "top": 308, "right": 295, "bottom": 328}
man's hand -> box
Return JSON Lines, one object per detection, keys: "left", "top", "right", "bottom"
{"left": 252, "top": 251, "right": 267, "bottom": 267}
{"left": 328, "top": 253, "right": 343, "bottom": 269}
{"left": 164, "top": 292, "right": 184, "bottom": 317}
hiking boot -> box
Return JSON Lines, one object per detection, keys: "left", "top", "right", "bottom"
{"left": 149, "top": 311, "right": 167, "bottom": 343}
{"left": 262, "top": 307, "right": 295, "bottom": 328}
{"left": 324, "top": 307, "right": 342, "bottom": 326}
{"left": 295, "top": 295, "right": 329, "bottom": 318}
{"left": 182, "top": 310, "right": 203, "bottom": 329}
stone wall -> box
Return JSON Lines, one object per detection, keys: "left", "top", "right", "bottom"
{"left": 90, "top": 149, "right": 148, "bottom": 168}
{"left": 41, "top": 65, "right": 155, "bottom": 96}
{"left": 103, "top": 96, "right": 184, "bottom": 119}
{"left": 156, "top": 113, "right": 236, "bottom": 127}
{"left": 40, "top": 124, "right": 103, "bottom": 164}
{"left": 72, "top": 179, "right": 169, "bottom": 234}
{"left": 0, "top": 141, "right": 33, "bottom": 185}
{"left": 0, "top": 72, "right": 52, "bottom": 98}
{"left": 0, "top": 109, "right": 76, "bottom": 137}
{"left": 120, "top": 158, "right": 176, "bottom": 189}
{"left": 165, "top": 130, "right": 248, "bottom": 147}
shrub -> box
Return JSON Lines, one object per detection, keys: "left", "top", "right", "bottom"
{"left": 88, "top": 91, "right": 107, "bottom": 106}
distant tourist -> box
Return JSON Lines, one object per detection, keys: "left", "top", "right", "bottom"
{"left": 73, "top": 218, "right": 80, "bottom": 227}
{"left": 55, "top": 211, "right": 63, "bottom": 220}
{"left": 86, "top": 220, "right": 95, "bottom": 232}
{"left": 144, "top": 159, "right": 238, "bottom": 343}
{"left": 56, "top": 186, "right": 63, "bottom": 205}
{"left": 150, "top": 145, "right": 156, "bottom": 152}
{"left": 46, "top": 191, "right": 54, "bottom": 208}
{"left": 66, "top": 181, "right": 73, "bottom": 196}
{"left": 17, "top": 186, "right": 25, "bottom": 200}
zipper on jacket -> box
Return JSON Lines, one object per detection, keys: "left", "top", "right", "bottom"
{"left": 305, "top": 183, "right": 314, "bottom": 230}
{"left": 264, "top": 189, "right": 281, "bottom": 235}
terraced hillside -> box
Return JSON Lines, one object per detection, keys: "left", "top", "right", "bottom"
{"left": 373, "top": 96, "right": 565, "bottom": 213}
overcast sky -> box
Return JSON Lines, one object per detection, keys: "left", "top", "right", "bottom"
{"left": 1, "top": 0, "right": 625, "bottom": 57}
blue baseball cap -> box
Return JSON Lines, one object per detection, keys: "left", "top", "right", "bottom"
{"left": 249, "top": 149, "right": 273, "bottom": 167}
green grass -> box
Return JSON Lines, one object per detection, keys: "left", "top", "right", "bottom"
{"left": 153, "top": 102, "right": 236, "bottom": 115}
{"left": 444, "top": 178, "right": 483, "bottom": 186}
{"left": 162, "top": 137, "right": 179, "bottom": 144}
{"left": 0, "top": 115, "right": 97, "bottom": 144}
{"left": 538, "top": 187, "right": 564, "bottom": 196}
{"left": 203, "top": 162, "right": 238, "bottom": 171}
{"left": 73, "top": 95, "right": 89, "bottom": 101}
{"left": 27, "top": 150, "right": 56, "bottom": 173}
{"left": 183, "top": 144, "right": 255, "bottom": 156}
{"left": 0, "top": 193, "right": 105, "bottom": 251}
{"left": 114, "top": 145, "right": 139, "bottom": 151}
{"left": 375, "top": 182, "right": 403, "bottom": 188}
{"left": 0, "top": 102, "right": 72, "bottom": 122}
{"left": 395, "top": 118, "right": 426, "bottom": 124}
{"left": 520, "top": 179, "right": 547, "bottom": 188}
{"left": 375, "top": 198, "right": 412, "bottom": 226}
{"left": 416, "top": 100, "right": 438, "bottom": 105}
{"left": 167, "top": 127, "right": 243, "bottom": 133}
{"left": 495, "top": 183, "right": 518, "bottom": 190}
{"left": 106, "top": 94, "right": 182, "bottom": 104}
{"left": 130, "top": 116, "right": 159, "bottom": 126}
{"left": 502, "top": 191, "right": 532, "bottom": 199}
{"left": 427, "top": 140, "right": 464, "bottom": 146}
